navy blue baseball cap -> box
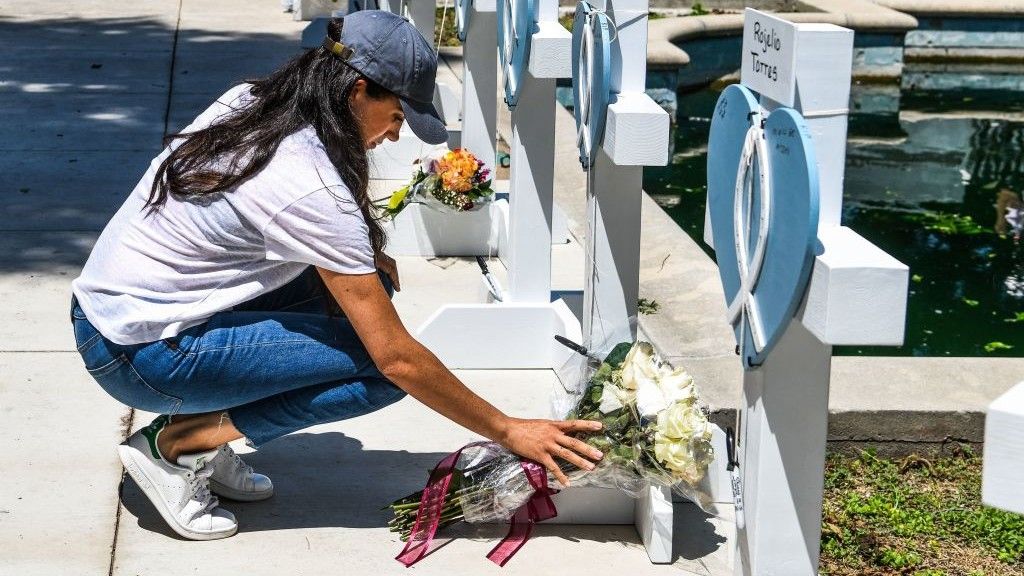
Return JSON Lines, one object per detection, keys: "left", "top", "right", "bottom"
{"left": 324, "top": 10, "right": 447, "bottom": 145}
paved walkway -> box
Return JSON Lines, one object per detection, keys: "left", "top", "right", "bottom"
{"left": 0, "top": 1, "right": 729, "bottom": 574}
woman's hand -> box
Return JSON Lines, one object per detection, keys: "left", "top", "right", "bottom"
{"left": 317, "top": 269, "right": 604, "bottom": 484}
{"left": 499, "top": 418, "right": 605, "bottom": 487}
{"left": 375, "top": 252, "right": 401, "bottom": 291}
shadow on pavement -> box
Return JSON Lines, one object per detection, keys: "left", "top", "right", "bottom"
{"left": 120, "top": 431, "right": 449, "bottom": 537}
{"left": 673, "top": 502, "right": 726, "bottom": 561}
{"left": 0, "top": 14, "right": 301, "bottom": 272}
{"left": 120, "top": 430, "right": 727, "bottom": 564}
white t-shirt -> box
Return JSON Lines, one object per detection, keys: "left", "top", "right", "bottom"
{"left": 72, "top": 84, "right": 377, "bottom": 345}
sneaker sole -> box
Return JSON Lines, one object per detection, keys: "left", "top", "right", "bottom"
{"left": 118, "top": 444, "right": 238, "bottom": 541}
{"left": 209, "top": 479, "right": 274, "bottom": 502}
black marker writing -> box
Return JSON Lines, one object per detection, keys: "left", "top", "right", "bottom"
{"left": 749, "top": 51, "right": 778, "bottom": 82}
{"left": 753, "top": 21, "right": 782, "bottom": 54}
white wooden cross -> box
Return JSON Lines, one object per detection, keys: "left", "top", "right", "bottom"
{"left": 456, "top": 0, "right": 498, "bottom": 171}
{"left": 418, "top": 1, "right": 692, "bottom": 560}
{"left": 415, "top": 0, "right": 582, "bottom": 370}
{"left": 556, "top": 0, "right": 688, "bottom": 563}
{"left": 706, "top": 10, "right": 909, "bottom": 574}
{"left": 983, "top": 381, "right": 1024, "bottom": 516}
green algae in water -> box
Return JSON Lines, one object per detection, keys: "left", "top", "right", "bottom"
{"left": 644, "top": 85, "right": 1024, "bottom": 357}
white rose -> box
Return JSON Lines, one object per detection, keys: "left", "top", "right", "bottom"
{"left": 656, "top": 401, "right": 694, "bottom": 439}
{"left": 659, "top": 399, "right": 708, "bottom": 438}
{"left": 658, "top": 366, "right": 696, "bottom": 404}
{"left": 619, "top": 342, "right": 658, "bottom": 390}
{"left": 634, "top": 370, "right": 668, "bottom": 418}
{"left": 654, "top": 432, "right": 712, "bottom": 485}
{"left": 690, "top": 408, "right": 713, "bottom": 443}
{"left": 598, "top": 385, "right": 624, "bottom": 414}
{"left": 653, "top": 433, "right": 692, "bottom": 473}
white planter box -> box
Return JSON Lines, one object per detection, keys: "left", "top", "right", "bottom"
{"left": 385, "top": 200, "right": 509, "bottom": 257}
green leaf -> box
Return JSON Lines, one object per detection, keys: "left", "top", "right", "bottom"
{"left": 911, "top": 274, "right": 923, "bottom": 283}
{"left": 603, "top": 342, "right": 633, "bottom": 367}
{"left": 387, "top": 185, "right": 410, "bottom": 211}
{"left": 610, "top": 407, "right": 626, "bottom": 430}
{"left": 984, "top": 341, "right": 1014, "bottom": 353}
{"left": 585, "top": 436, "right": 612, "bottom": 452}
{"left": 593, "top": 362, "right": 614, "bottom": 383}
{"left": 962, "top": 298, "right": 979, "bottom": 307}
{"left": 1004, "top": 312, "right": 1024, "bottom": 323}
{"left": 910, "top": 212, "right": 986, "bottom": 235}
{"left": 637, "top": 297, "right": 660, "bottom": 315}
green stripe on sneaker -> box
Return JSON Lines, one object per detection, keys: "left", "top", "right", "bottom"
{"left": 140, "top": 415, "right": 169, "bottom": 460}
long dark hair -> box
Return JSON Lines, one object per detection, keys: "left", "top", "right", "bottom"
{"left": 147, "top": 17, "right": 388, "bottom": 255}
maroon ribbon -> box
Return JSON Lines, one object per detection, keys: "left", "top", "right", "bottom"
{"left": 395, "top": 444, "right": 558, "bottom": 568}
{"left": 485, "top": 459, "right": 559, "bottom": 566}
{"left": 395, "top": 441, "right": 489, "bottom": 567}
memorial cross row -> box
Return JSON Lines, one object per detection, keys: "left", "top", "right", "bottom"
{"left": 706, "top": 9, "right": 909, "bottom": 575}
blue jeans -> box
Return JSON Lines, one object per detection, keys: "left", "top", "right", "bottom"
{"left": 71, "top": 266, "right": 407, "bottom": 447}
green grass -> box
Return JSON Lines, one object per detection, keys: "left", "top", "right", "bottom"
{"left": 688, "top": 2, "right": 709, "bottom": 16}
{"left": 434, "top": 6, "right": 460, "bottom": 47}
{"left": 821, "top": 449, "right": 1024, "bottom": 575}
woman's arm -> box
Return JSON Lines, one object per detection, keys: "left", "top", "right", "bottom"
{"left": 317, "top": 267, "right": 603, "bottom": 486}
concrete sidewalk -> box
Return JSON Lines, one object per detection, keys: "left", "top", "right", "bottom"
{"left": 0, "top": 1, "right": 729, "bottom": 574}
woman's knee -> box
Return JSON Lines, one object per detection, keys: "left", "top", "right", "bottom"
{"left": 228, "top": 377, "right": 408, "bottom": 446}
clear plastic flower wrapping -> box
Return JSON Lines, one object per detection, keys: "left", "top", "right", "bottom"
{"left": 453, "top": 332, "right": 722, "bottom": 525}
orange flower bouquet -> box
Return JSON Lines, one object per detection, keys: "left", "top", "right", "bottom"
{"left": 379, "top": 148, "right": 495, "bottom": 218}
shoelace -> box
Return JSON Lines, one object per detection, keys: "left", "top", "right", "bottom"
{"left": 219, "top": 444, "right": 254, "bottom": 476}
{"left": 185, "top": 466, "right": 220, "bottom": 519}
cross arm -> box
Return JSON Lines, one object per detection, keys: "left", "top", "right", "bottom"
{"left": 799, "top": 225, "right": 908, "bottom": 346}
{"left": 529, "top": 20, "right": 572, "bottom": 78}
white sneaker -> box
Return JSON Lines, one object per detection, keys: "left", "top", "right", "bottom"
{"left": 117, "top": 415, "right": 238, "bottom": 540}
{"left": 209, "top": 443, "right": 274, "bottom": 502}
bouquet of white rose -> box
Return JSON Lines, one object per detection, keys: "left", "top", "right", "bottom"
{"left": 388, "top": 340, "right": 716, "bottom": 546}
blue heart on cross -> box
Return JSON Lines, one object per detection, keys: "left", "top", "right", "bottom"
{"left": 455, "top": 0, "right": 473, "bottom": 42}
{"left": 707, "top": 84, "right": 820, "bottom": 369}
{"left": 570, "top": 0, "right": 612, "bottom": 171}
{"left": 497, "top": 0, "right": 536, "bottom": 108}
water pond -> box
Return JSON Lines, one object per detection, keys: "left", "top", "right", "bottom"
{"left": 643, "top": 83, "right": 1024, "bottom": 357}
